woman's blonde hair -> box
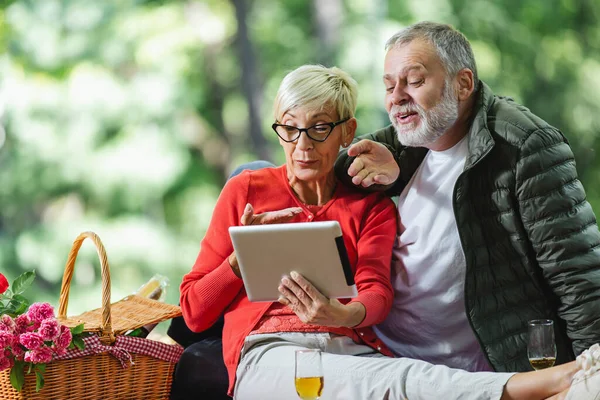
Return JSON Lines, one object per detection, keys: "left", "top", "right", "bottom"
{"left": 273, "top": 65, "right": 358, "bottom": 122}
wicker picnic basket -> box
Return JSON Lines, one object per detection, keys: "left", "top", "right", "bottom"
{"left": 0, "top": 231, "right": 183, "bottom": 399}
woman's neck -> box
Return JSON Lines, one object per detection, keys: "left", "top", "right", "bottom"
{"left": 287, "top": 172, "right": 337, "bottom": 206}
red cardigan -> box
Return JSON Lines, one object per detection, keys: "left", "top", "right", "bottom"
{"left": 180, "top": 166, "right": 397, "bottom": 395}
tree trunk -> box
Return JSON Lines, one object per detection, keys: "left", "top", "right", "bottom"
{"left": 231, "top": 0, "right": 271, "bottom": 162}
{"left": 201, "top": 43, "right": 233, "bottom": 184}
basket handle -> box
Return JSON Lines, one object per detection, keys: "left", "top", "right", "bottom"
{"left": 58, "top": 231, "right": 113, "bottom": 342}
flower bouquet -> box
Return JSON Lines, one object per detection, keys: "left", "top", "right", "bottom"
{"left": 0, "top": 271, "right": 85, "bottom": 392}
{"left": 1, "top": 231, "right": 183, "bottom": 400}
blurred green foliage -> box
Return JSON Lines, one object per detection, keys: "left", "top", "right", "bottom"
{"left": 0, "top": 0, "right": 598, "bottom": 316}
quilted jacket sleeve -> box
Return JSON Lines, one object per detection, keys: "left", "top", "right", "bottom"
{"left": 516, "top": 127, "right": 600, "bottom": 354}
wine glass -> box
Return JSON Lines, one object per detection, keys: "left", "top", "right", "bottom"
{"left": 527, "top": 319, "right": 557, "bottom": 370}
{"left": 295, "top": 349, "right": 324, "bottom": 400}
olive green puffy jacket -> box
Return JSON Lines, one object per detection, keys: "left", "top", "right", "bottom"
{"left": 335, "top": 81, "right": 600, "bottom": 372}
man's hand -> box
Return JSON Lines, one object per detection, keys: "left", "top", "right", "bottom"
{"left": 228, "top": 203, "right": 303, "bottom": 277}
{"left": 347, "top": 139, "right": 400, "bottom": 187}
{"left": 278, "top": 271, "right": 365, "bottom": 328}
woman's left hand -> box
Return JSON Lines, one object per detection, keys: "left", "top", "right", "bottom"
{"left": 278, "top": 271, "right": 365, "bottom": 328}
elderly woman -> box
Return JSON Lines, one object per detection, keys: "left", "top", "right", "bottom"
{"left": 180, "top": 65, "right": 597, "bottom": 400}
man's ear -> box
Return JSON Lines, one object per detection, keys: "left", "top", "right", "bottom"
{"left": 344, "top": 117, "right": 357, "bottom": 144}
{"left": 456, "top": 68, "right": 475, "bottom": 101}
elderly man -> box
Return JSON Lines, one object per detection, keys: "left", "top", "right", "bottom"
{"left": 335, "top": 21, "right": 600, "bottom": 374}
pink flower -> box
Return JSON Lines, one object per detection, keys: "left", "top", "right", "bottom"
{"left": 14, "top": 314, "right": 31, "bottom": 334}
{"left": 30, "top": 321, "right": 41, "bottom": 332}
{"left": 0, "top": 273, "right": 8, "bottom": 295}
{"left": 39, "top": 318, "right": 60, "bottom": 341}
{"left": 0, "top": 315, "right": 16, "bottom": 333}
{"left": 24, "top": 346, "right": 53, "bottom": 364}
{"left": 11, "top": 344, "right": 25, "bottom": 361}
{"left": 19, "top": 332, "right": 44, "bottom": 350}
{"left": 0, "top": 331, "right": 15, "bottom": 348}
{"left": 54, "top": 325, "right": 72, "bottom": 349}
{"left": 0, "top": 356, "right": 13, "bottom": 372}
{"left": 52, "top": 345, "right": 67, "bottom": 356}
{"left": 27, "top": 303, "right": 55, "bottom": 323}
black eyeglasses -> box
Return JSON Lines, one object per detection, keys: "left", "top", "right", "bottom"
{"left": 272, "top": 118, "right": 350, "bottom": 142}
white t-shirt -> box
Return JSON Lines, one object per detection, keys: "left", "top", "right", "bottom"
{"left": 374, "top": 134, "right": 492, "bottom": 372}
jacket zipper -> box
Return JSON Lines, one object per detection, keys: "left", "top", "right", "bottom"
{"left": 452, "top": 144, "right": 496, "bottom": 370}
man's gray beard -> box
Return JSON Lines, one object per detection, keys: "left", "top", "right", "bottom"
{"left": 389, "top": 80, "right": 459, "bottom": 147}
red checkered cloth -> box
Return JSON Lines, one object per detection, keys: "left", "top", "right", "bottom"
{"left": 54, "top": 335, "right": 183, "bottom": 368}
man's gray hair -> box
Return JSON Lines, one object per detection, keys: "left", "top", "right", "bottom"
{"left": 385, "top": 22, "right": 479, "bottom": 88}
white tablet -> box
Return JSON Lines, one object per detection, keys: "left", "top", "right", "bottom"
{"left": 229, "top": 221, "right": 358, "bottom": 302}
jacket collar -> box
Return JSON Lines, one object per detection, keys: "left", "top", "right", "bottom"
{"left": 464, "top": 81, "right": 496, "bottom": 170}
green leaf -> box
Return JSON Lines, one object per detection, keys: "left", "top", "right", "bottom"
{"left": 70, "top": 323, "right": 85, "bottom": 335}
{"left": 73, "top": 336, "right": 85, "bottom": 350}
{"left": 12, "top": 294, "right": 29, "bottom": 305}
{"left": 35, "top": 369, "right": 45, "bottom": 392}
{"left": 11, "top": 294, "right": 30, "bottom": 315}
{"left": 14, "top": 304, "right": 28, "bottom": 315}
{"left": 3, "top": 294, "right": 29, "bottom": 317}
{"left": 36, "top": 363, "right": 46, "bottom": 373}
{"left": 12, "top": 271, "right": 36, "bottom": 295}
{"left": 9, "top": 362, "right": 24, "bottom": 392}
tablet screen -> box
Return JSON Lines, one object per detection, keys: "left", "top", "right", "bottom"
{"left": 229, "top": 221, "right": 357, "bottom": 302}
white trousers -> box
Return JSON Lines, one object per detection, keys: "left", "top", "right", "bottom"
{"left": 234, "top": 332, "right": 514, "bottom": 400}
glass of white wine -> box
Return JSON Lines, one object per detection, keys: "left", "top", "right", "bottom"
{"left": 295, "top": 349, "right": 324, "bottom": 400}
{"left": 528, "top": 319, "right": 556, "bottom": 370}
